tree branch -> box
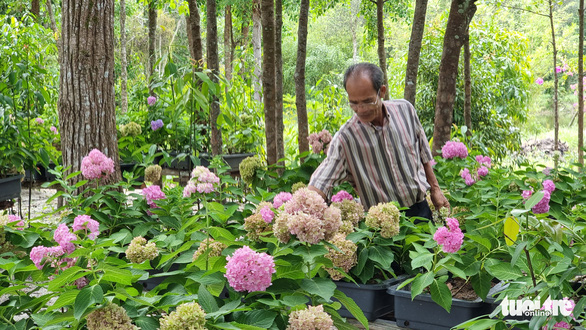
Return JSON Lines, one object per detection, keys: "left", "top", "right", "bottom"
{"left": 485, "top": 2, "right": 549, "bottom": 18}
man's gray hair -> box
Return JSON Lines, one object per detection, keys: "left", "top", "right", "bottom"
{"left": 343, "top": 63, "right": 384, "bottom": 92}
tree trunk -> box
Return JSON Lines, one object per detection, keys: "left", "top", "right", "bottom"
{"left": 404, "top": 0, "right": 428, "bottom": 106}
{"left": 463, "top": 33, "right": 472, "bottom": 135}
{"left": 351, "top": 0, "right": 361, "bottom": 62}
{"left": 261, "top": 0, "right": 277, "bottom": 165}
{"left": 120, "top": 0, "right": 128, "bottom": 114}
{"left": 31, "top": 0, "right": 40, "bottom": 19}
{"left": 148, "top": 1, "right": 157, "bottom": 95}
{"left": 46, "top": 0, "right": 58, "bottom": 33}
{"left": 224, "top": 5, "right": 233, "bottom": 83}
{"left": 252, "top": 0, "right": 262, "bottom": 103}
{"left": 59, "top": 0, "right": 121, "bottom": 185}
{"left": 207, "top": 0, "right": 222, "bottom": 156}
{"left": 431, "top": 0, "right": 477, "bottom": 156}
{"left": 186, "top": 0, "right": 203, "bottom": 66}
{"left": 579, "top": 0, "right": 584, "bottom": 166}
{"left": 295, "top": 0, "right": 310, "bottom": 156}
{"left": 275, "top": 0, "right": 284, "bottom": 164}
{"left": 549, "top": 0, "right": 559, "bottom": 152}
{"left": 376, "top": 0, "right": 389, "bottom": 100}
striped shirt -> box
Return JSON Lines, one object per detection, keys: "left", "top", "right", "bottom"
{"left": 309, "top": 99, "right": 433, "bottom": 209}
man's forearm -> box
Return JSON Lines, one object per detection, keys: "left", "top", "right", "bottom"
{"left": 423, "top": 161, "right": 441, "bottom": 192}
{"left": 308, "top": 184, "right": 328, "bottom": 202}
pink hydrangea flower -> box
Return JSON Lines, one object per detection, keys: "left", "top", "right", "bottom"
{"left": 461, "top": 168, "right": 475, "bottom": 186}
{"left": 433, "top": 217, "right": 464, "bottom": 253}
{"left": 542, "top": 180, "right": 555, "bottom": 194}
{"left": 7, "top": 215, "right": 24, "bottom": 230}
{"left": 225, "top": 246, "right": 276, "bottom": 292}
{"left": 50, "top": 126, "right": 58, "bottom": 134}
{"left": 259, "top": 206, "right": 274, "bottom": 223}
{"left": 284, "top": 188, "right": 327, "bottom": 218}
{"left": 147, "top": 96, "right": 157, "bottom": 106}
{"left": 475, "top": 155, "right": 492, "bottom": 168}
{"left": 522, "top": 190, "right": 533, "bottom": 199}
{"left": 441, "top": 141, "right": 468, "bottom": 159}
{"left": 555, "top": 66, "right": 563, "bottom": 73}
{"left": 54, "top": 224, "right": 77, "bottom": 254}
{"left": 81, "top": 149, "right": 115, "bottom": 180}
{"left": 184, "top": 166, "right": 219, "bottom": 197}
{"left": 331, "top": 190, "right": 353, "bottom": 203}
{"left": 35, "top": 118, "right": 44, "bottom": 124}
{"left": 542, "top": 321, "right": 571, "bottom": 330}
{"left": 535, "top": 77, "right": 544, "bottom": 85}
{"left": 287, "top": 212, "right": 325, "bottom": 244}
{"left": 273, "top": 192, "right": 292, "bottom": 209}
{"left": 477, "top": 166, "right": 489, "bottom": 177}
{"left": 142, "top": 185, "right": 166, "bottom": 209}
{"left": 74, "top": 277, "right": 89, "bottom": 289}
{"left": 72, "top": 215, "right": 100, "bottom": 240}
{"left": 183, "top": 181, "right": 197, "bottom": 197}
{"left": 542, "top": 167, "right": 553, "bottom": 175}
{"left": 307, "top": 129, "right": 332, "bottom": 154}
{"left": 30, "top": 246, "right": 65, "bottom": 270}
{"left": 532, "top": 190, "right": 551, "bottom": 214}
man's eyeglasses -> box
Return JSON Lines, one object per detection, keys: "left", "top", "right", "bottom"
{"left": 348, "top": 89, "right": 380, "bottom": 110}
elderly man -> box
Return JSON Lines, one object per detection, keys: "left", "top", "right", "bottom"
{"left": 308, "top": 62, "right": 449, "bottom": 221}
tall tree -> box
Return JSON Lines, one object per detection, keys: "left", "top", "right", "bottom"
{"left": 404, "top": 0, "right": 428, "bottom": 106}
{"left": 46, "top": 0, "right": 58, "bottom": 33}
{"left": 207, "top": 0, "right": 222, "bottom": 155}
{"left": 59, "top": 0, "right": 120, "bottom": 184}
{"left": 431, "top": 0, "right": 477, "bottom": 156}
{"left": 275, "top": 0, "right": 284, "bottom": 164}
{"left": 31, "top": 0, "right": 40, "bottom": 18}
{"left": 148, "top": 0, "right": 157, "bottom": 95}
{"left": 186, "top": 0, "right": 203, "bottom": 66}
{"left": 224, "top": 5, "right": 233, "bottom": 83}
{"left": 548, "top": 0, "right": 559, "bottom": 152}
{"left": 463, "top": 34, "right": 472, "bottom": 134}
{"left": 120, "top": 0, "right": 129, "bottom": 114}
{"left": 252, "top": 0, "right": 262, "bottom": 102}
{"left": 261, "top": 0, "right": 277, "bottom": 165}
{"left": 579, "top": 0, "right": 584, "bottom": 166}
{"left": 351, "top": 0, "right": 361, "bottom": 62}
{"left": 295, "top": 0, "right": 310, "bottom": 156}
{"left": 373, "top": 0, "right": 389, "bottom": 100}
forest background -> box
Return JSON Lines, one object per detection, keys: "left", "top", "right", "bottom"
{"left": 0, "top": 0, "right": 583, "bottom": 171}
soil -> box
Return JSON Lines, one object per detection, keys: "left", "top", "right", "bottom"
{"left": 447, "top": 277, "right": 480, "bottom": 301}
{"left": 521, "top": 138, "right": 569, "bottom": 155}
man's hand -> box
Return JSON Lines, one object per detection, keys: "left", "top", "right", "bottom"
{"left": 430, "top": 188, "right": 450, "bottom": 211}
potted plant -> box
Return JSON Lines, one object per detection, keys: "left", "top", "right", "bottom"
{"left": 0, "top": 110, "right": 28, "bottom": 202}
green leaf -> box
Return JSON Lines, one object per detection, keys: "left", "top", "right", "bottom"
{"left": 74, "top": 285, "right": 103, "bottom": 320}
{"left": 333, "top": 289, "right": 368, "bottom": 329}
{"left": 47, "top": 290, "right": 78, "bottom": 312}
{"left": 300, "top": 278, "right": 336, "bottom": 301}
{"left": 198, "top": 285, "right": 219, "bottom": 313}
{"left": 442, "top": 264, "right": 468, "bottom": 280}
{"left": 470, "top": 272, "right": 492, "bottom": 300}
{"left": 524, "top": 191, "right": 544, "bottom": 210}
{"left": 468, "top": 235, "right": 492, "bottom": 252}
{"left": 48, "top": 266, "right": 84, "bottom": 291}
{"left": 430, "top": 279, "right": 452, "bottom": 312}
{"left": 411, "top": 272, "right": 434, "bottom": 299}
{"left": 282, "top": 295, "right": 308, "bottom": 307}
{"left": 485, "top": 263, "right": 523, "bottom": 281}
{"left": 100, "top": 264, "right": 132, "bottom": 285}
{"left": 410, "top": 251, "right": 433, "bottom": 271}
{"left": 293, "top": 244, "right": 328, "bottom": 264}
{"left": 368, "top": 245, "right": 394, "bottom": 269}
{"left": 134, "top": 316, "right": 159, "bottom": 330}
{"left": 511, "top": 241, "right": 528, "bottom": 266}
{"left": 239, "top": 310, "right": 277, "bottom": 328}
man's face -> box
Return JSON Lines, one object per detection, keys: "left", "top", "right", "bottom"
{"left": 346, "top": 73, "right": 382, "bottom": 124}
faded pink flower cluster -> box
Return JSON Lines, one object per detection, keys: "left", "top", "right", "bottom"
{"left": 147, "top": 96, "right": 157, "bottom": 106}
{"left": 273, "top": 192, "right": 292, "bottom": 209}
{"left": 324, "top": 233, "right": 358, "bottom": 280}
{"left": 433, "top": 217, "right": 464, "bottom": 253}
{"left": 50, "top": 126, "right": 58, "bottom": 135}
{"left": 286, "top": 305, "right": 334, "bottom": 330}
{"left": 225, "top": 246, "right": 275, "bottom": 292}
{"left": 30, "top": 220, "right": 99, "bottom": 273}
{"left": 72, "top": 215, "right": 100, "bottom": 239}
{"left": 307, "top": 129, "right": 333, "bottom": 154}
{"left": 2, "top": 214, "right": 25, "bottom": 230}
{"left": 523, "top": 180, "right": 555, "bottom": 214}
{"left": 441, "top": 141, "right": 468, "bottom": 159}
{"left": 331, "top": 190, "right": 353, "bottom": 203}
{"left": 460, "top": 168, "right": 477, "bottom": 186}
{"left": 274, "top": 188, "right": 342, "bottom": 244}
{"left": 365, "top": 202, "right": 400, "bottom": 238}
{"left": 183, "top": 166, "right": 220, "bottom": 197}
{"left": 81, "top": 149, "right": 115, "bottom": 180}
{"left": 35, "top": 118, "right": 44, "bottom": 124}
{"left": 142, "top": 185, "right": 166, "bottom": 210}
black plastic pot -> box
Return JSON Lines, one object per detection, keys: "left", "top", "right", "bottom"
{"left": 0, "top": 175, "right": 23, "bottom": 202}
{"left": 139, "top": 263, "right": 183, "bottom": 291}
{"left": 389, "top": 282, "right": 493, "bottom": 330}
{"left": 223, "top": 153, "right": 255, "bottom": 173}
{"left": 336, "top": 275, "right": 408, "bottom": 321}
{"left": 163, "top": 152, "right": 210, "bottom": 170}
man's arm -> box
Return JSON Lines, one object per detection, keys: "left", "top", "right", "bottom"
{"left": 423, "top": 161, "right": 450, "bottom": 210}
